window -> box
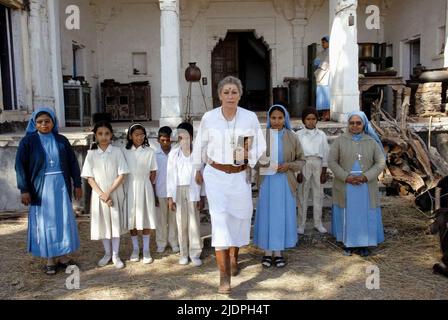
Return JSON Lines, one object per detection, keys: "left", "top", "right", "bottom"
{"left": 410, "top": 39, "right": 421, "bottom": 74}
{"left": 0, "top": 5, "right": 17, "bottom": 110}
{"left": 132, "top": 52, "right": 147, "bottom": 75}
{"left": 72, "top": 42, "right": 85, "bottom": 78}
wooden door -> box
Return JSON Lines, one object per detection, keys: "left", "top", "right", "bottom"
{"left": 307, "top": 43, "right": 317, "bottom": 108}
{"left": 211, "top": 33, "right": 239, "bottom": 108}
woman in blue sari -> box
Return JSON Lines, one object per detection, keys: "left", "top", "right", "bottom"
{"left": 15, "top": 108, "right": 82, "bottom": 274}
{"left": 328, "top": 111, "right": 386, "bottom": 256}
{"left": 253, "top": 105, "right": 304, "bottom": 268}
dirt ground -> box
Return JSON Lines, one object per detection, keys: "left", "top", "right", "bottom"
{"left": 0, "top": 196, "right": 447, "bottom": 300}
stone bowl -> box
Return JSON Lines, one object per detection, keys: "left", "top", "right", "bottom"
{"left": 419, "top": 69, "right": 448, "bottom": 83}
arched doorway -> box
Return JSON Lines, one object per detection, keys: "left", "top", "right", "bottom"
{"left": 211, "top": 31, "right": 271, "bottom": 111}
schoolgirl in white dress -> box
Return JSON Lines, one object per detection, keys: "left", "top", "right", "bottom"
{"left": 123, "top": 123, "right": 158, "bottom": 264}
{"left": 81, "top": 121, "right": 129, "bottom": 269}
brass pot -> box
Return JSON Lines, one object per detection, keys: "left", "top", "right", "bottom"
{"left": 360, "top": 43, "right": 375, "bottom": 58}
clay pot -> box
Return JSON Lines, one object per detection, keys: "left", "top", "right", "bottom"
{"left": 185, "top": 62, "right": 201, "bottom": 82}
{"left": 419, "top": 69, "right": 448, "bottom": 83}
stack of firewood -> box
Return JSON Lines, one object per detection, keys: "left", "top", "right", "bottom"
{"left": 371, "top": 109, "right": 448, "bottom": 196}
{"left": 415, "top": 82, "right": 443, "bottom": 116}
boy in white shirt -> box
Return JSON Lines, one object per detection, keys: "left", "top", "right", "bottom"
{"left": 167, "top": 122, "right": 205, "bottom": 266}
{"left": 155, "top": 126, "right": 180, "bottom": 254}
{"left": 296, "top": 108, "right": 330, "bottom": 234}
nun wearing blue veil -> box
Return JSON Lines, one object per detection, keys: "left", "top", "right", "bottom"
{"left": 253, "top": 105, "right": 304, "bottom": 268}
{"left": 15, "top": 107, "right": 82, "bottom": 275}
{"left": 328, "top": 111, "right": 386, "bottom": 257}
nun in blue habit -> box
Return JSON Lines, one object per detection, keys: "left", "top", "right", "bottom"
{"left": 328, "top": 111, "right": 386, "bottom": 257}
{"left": 314, "top": 36, "right": 331, "bottom": 121}
{"left": 15, "top": 107, "right": 82, "bottom": 274}
{"left": 253, "top": 105, "right": 304, "bottom": 268}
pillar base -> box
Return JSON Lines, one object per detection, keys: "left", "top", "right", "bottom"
{"left": 159, "top": 117, "right": 184, "bottom": 128}
{"left": 330, "top": 112, "right": 349, "bottom": 123}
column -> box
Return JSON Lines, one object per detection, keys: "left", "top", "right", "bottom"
{"left": 444, "top": 0, "right": 448, "bottom": 67}
{"left": 329, "top": 0, "right": 360, "bottom": 122}
{"left": 159, "top": 0, "right": 182, "bottom": 127}
{"left": 28, "top": 0, "right": 64, "bottom": 124}
{"left": 47, "top": 0, "right": 65, "bottom": 126}
{"left": 291, "top": 18, "right": 307, "bottom": 78}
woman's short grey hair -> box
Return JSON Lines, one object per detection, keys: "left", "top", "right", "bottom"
{"left": 217, "top": 76, "right": 243, "bottom": 96}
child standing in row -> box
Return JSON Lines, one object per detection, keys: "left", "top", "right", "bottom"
{"left": 167, "top": 122, "right": 204, "bottom": 266}
{"left": 81, "top": 121, "right": 129, "bottom": 269}
{"left": 155, "top": 126, "right": 180, "bottom": 253}
{"left": 123, "top": 124, "right": 158, "bottom": 264}
{"left": 296, "top": 108, "right": 330, "bottom": 234}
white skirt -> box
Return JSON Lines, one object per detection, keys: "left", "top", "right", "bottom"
{"left": 203, "top": 164, "right": 253, "bottom": 247}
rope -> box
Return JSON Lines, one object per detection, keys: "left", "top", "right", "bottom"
{"left": 416, "top": 188, "right": 448, "bottom": 219}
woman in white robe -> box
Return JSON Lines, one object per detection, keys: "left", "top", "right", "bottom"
{"left": 193, "top": 76, "right": 266, "bottom": 294}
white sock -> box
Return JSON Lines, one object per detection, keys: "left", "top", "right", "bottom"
{"left": 112, "top": 237, "right": 120, "bottom": 257}
{"left": 131, "top": 236, "right": 139, "bottom": 251}
{"left": 265, "top": 250, "right": 273, "bottom": 256}
{"left": 102, "top": 239, "right": 111, "bottom": 255}
{"left": 143, "top": 235, "right": 150, "bottom": 253}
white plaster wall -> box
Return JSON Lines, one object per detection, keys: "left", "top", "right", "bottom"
{"left": 357, "top": 0, "right": 383, "bottom": 43}
{"left": 59, "top": 0, "right": 100, "bottom": 114}
{"left": 95, "top": 0, "right": 161, "bottom": 121}
{"left": 384, "top": 0, "right": 447, "bottom": 76}
{"left": 303, "top": 1, "right": 329, "bottom": 77}
{"left": 185, "top": 0, "right": 295, "bottom": 114}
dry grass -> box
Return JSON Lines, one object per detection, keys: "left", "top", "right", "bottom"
{"left": 0, "top": 196, "right": 447, "bottom": 300}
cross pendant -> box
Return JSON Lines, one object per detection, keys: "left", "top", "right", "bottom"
{"left": 357, "top": 153, "right": 362, "bottom": 161}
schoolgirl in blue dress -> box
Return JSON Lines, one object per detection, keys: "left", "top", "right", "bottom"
{"left": 15, "top": 107, "right": 82, "bottom": 275}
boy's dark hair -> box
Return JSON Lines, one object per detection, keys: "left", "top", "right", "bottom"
{"left": 158, "top": 126, "right": 172, "bottom": 138}
{"left": 177, "top": 122, "right": 194, "bottom": 138}
{"left": 91, "top": 121, "right": 114, "bottom": 150}
{"left": 126, "top": 123, "right": 149, "bottom": 150}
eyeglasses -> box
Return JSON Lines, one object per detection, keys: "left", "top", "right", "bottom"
{"left": 36, "top": 120, "right": 52, "bottom": 125}
{"left": 349, "top": 121, "right": 363, "bottom": 126}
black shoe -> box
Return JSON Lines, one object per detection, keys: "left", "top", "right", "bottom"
{"left": 343, "top": 247, "right": 353, "bottom": 256}
{"left": 274, "top": 256, "right": 287, "bottom": 268}
{"left": 433, "top": 263, "right": 448, "bottom": 278}
{"left": 261, "top": 256, "right": 273, "bottom": 268}
{"left": 43, "top": 265, "right": 57, "bottom": 276}
{"left": 57, "top": 259, "right": 77, "bottom": 269}
{"left": 358, "top": 248, "right": 371, "bottom": 257}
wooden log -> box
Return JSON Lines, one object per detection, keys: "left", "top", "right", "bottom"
{"left": 389, "top": 165, "right": 426, "bottom": 193}
{"left": 436, "top": 133, "right": 448, "bottom": 162}
{"left": 407, "top": 135, "right": 434, "bottom": 181}
{"left": 429, "top": 146, "right": 448, "bottom": 177}
{"left": 436, "top": 187, "right": 441, "bottom": 210}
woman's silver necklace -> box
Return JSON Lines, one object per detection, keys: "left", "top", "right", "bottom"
{"left": 224, "top": 109, "right": 238, "bottom": 149}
